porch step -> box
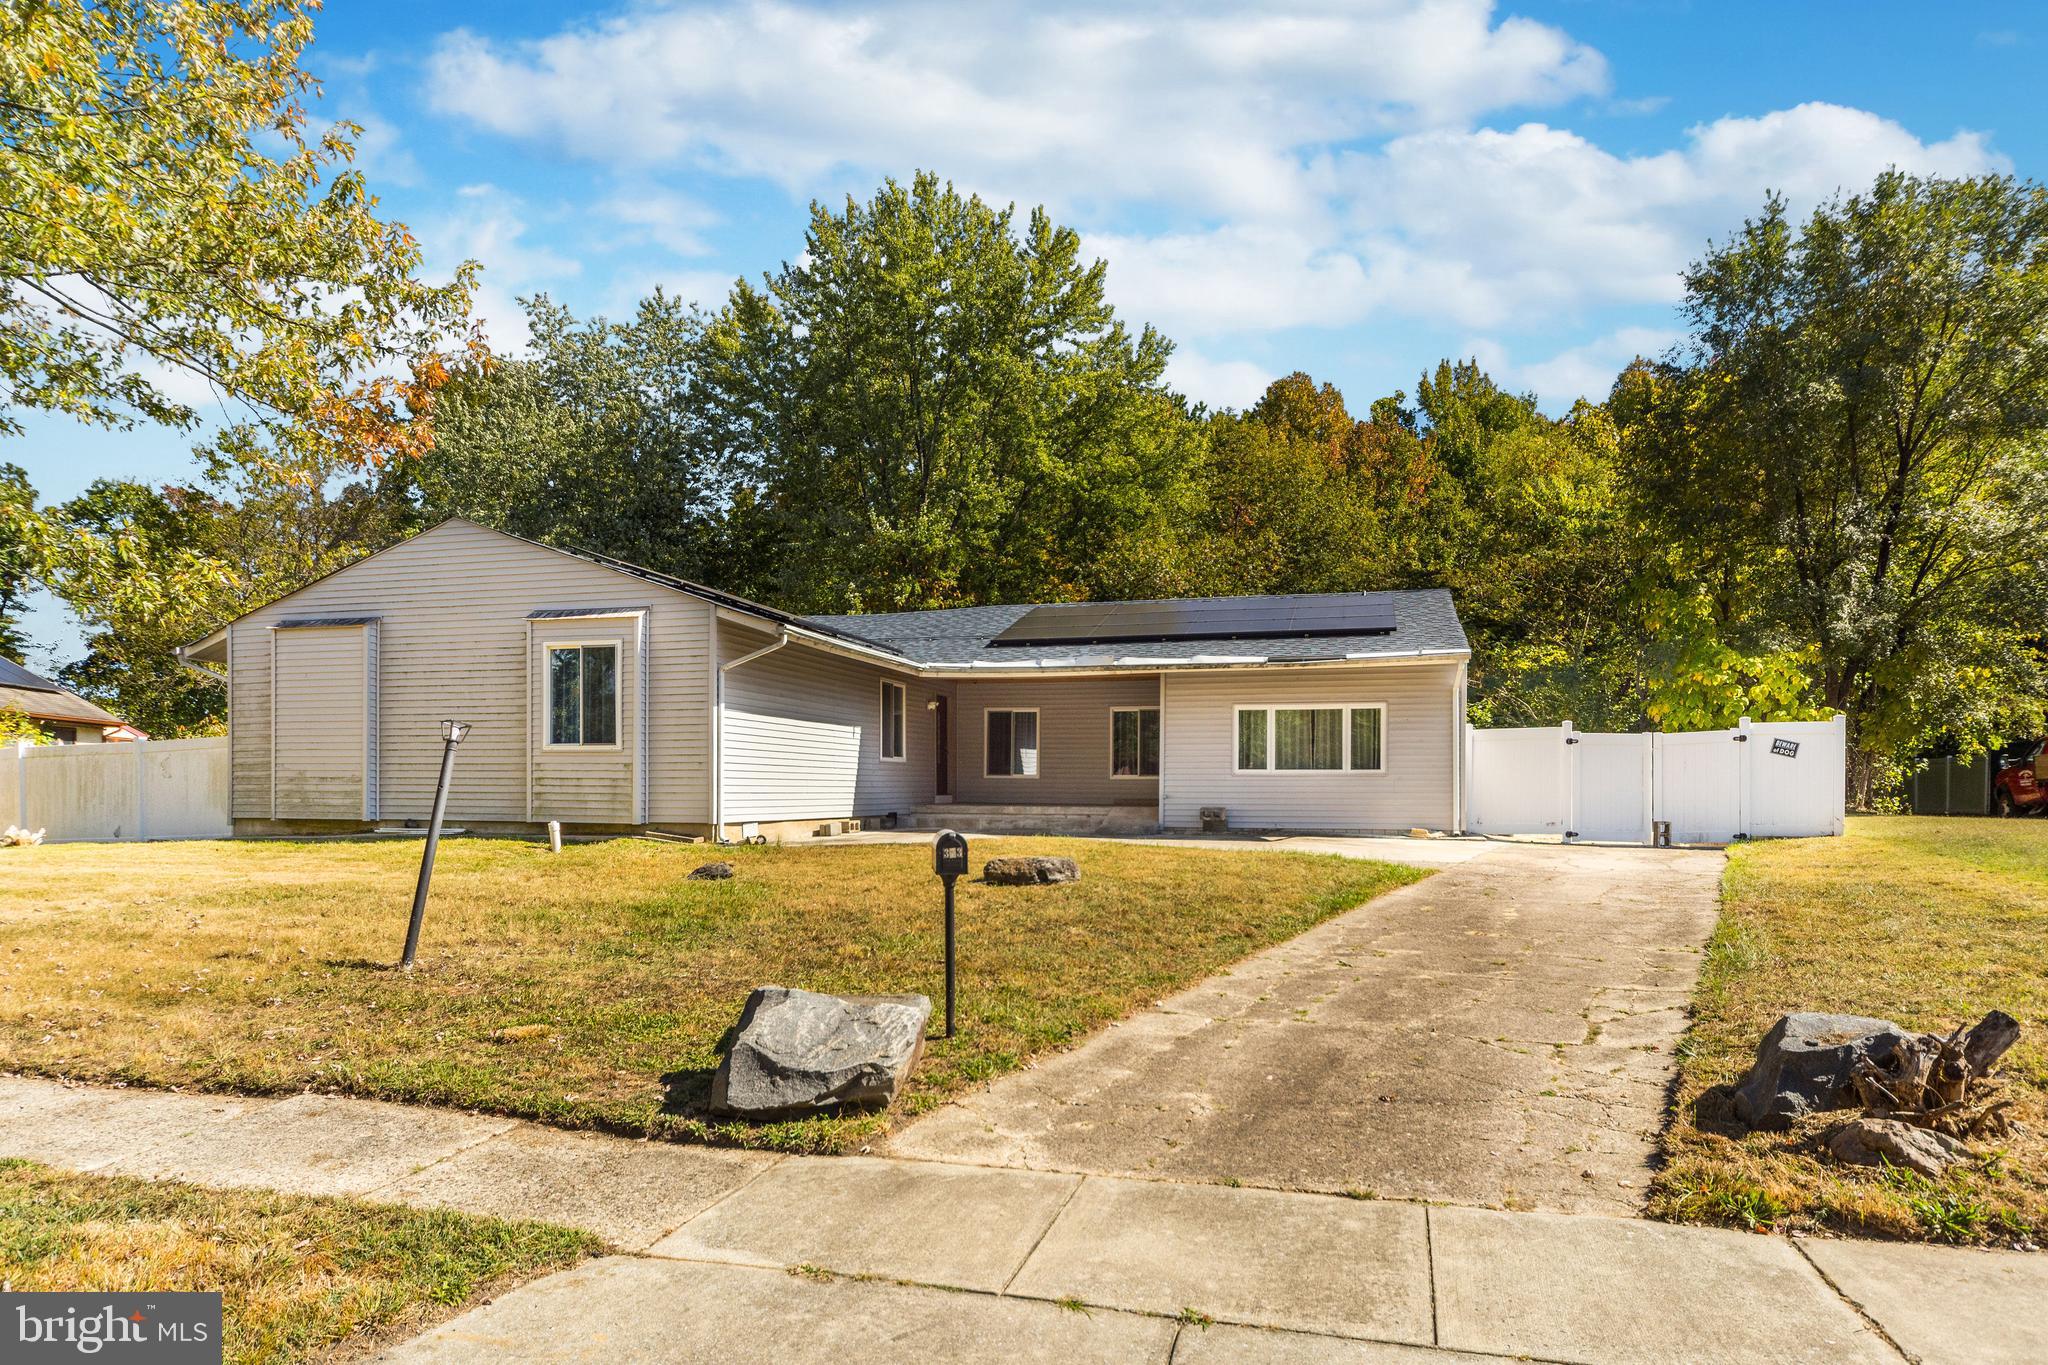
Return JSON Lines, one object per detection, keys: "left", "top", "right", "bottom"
{"left": 900, "top": 804, "right": 1158, "bottom": 836}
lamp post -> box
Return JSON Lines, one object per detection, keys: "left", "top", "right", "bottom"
{"left": 400, "top": 719, "right": 470, "bottom": 970}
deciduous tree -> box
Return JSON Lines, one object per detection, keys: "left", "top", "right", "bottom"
{"left": 1, "top": 0, "right": 475, "bottom": 456}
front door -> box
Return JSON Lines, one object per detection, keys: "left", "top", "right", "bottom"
{"left": 935, "top": 695, "right": 951, "bottom": 797}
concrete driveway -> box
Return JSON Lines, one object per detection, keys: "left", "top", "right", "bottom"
{"left": 888, "top": 841, "right": 1724, "bottom": 1215}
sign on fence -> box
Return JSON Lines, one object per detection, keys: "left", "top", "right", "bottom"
{"left": 1464, "top": 715, "right": 1846, "bottom": 845}
{"left": 2, "top": 737, "right": 231, "bottom": 843}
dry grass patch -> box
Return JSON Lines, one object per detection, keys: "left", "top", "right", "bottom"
{"left": 0, "top": 835, "right": 1421, "bottom": 1152}
{"left": 1653, "top": 817, "right": 2048, "bottom": 1245}
{"left": 0, "top": 1158, "right": 596, "bottom": 1363}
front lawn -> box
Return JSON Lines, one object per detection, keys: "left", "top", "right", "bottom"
{"left": 0, "top": 1158, "right": 596, "bottom": 1364}
{"left": 1654, "top": 817, "right": 2047, "bottom": 1244}
{"left": 0, "top": 835, "right": 1420, "bottom": 1152}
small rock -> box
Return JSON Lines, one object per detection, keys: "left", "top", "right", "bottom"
{"left": 1730, "top": 1012, "right": 1911, "bottom": 1130}
{"left": 709, "top": 986, "right": 931, "bottom": 1119}
{"left": 983, "top": 855, "right": 1079, "bottom": 885}
{"left": 687, "top": 861, "right": 734, "bottom": 881}
{"left": 1827, "top": 1117, "right": 1973, "bottom": 1180}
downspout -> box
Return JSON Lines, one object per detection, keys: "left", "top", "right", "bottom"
{"left": 713, "top": 628, "right": 790, "bottom": 842}
{"left": 1452, "top": 659, "right": 1469, "bottom": 834}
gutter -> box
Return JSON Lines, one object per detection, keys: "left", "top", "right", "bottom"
{"left": 908, "top": 646, "right": 1472, "bottom": 681}
{"left": 173, "top": 643, "right": 228, "bottom": 686}
{"left": 712, "top": 627, "right": 791, "bottom": 841}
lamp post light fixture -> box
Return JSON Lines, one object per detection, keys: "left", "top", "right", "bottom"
{"left": 400, "top": 719, "right": 471, "bottom": 970}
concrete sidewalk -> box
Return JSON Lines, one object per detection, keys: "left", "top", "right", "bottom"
{"left": 4, "top": 1074, "right": 2043, "bottom": 1364}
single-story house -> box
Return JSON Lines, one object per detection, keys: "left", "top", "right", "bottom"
{"left": 0, "top": 657, "right": 140, "bottom": 744}
{"left": 177, "top": 519, "right": 1471, "bottom": 840}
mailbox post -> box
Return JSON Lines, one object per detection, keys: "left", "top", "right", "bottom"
{"left": 932, "top": 829, "right": 968, "bottom": 1037}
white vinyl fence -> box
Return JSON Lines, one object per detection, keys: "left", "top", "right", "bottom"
{"left": 1464, "top": 715, "right": 1846, "bottom": 845}
{"left": 2, "top": 737, "right": 231, "bottom": 842}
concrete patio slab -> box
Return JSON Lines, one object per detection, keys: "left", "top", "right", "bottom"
{"left": 891, "top": 843, "right": 1723, "bottom": 1216}
{"left": 103, "top": 1092, "right": 515, "bottom": 1197}
{"left": 1430, "top": 1206, "right": 1899, "bottom": 1364}
{"left": 1008, "top": 1176, "right": 1433, "bottom": 1344}
{"left": 376, "top": 1124, "right": 781, "bottom": 1250}
{"left": 0, "top": 1074, "right": 264, "bottom": 1172}
{"left": 1172, "top": 1325, "right": 1499, "bottom": 1364}
{"left": 648, "top": 1154, "right": 1080, "bottom": 1292}
{"left": 377, "top": 1255, "right": 1179, "bottom": 1364}
{"left": 1800, "top": 1236, "right": 2048, "bottom": 1365}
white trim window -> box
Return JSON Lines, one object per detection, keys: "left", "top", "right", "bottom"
{"left": 1234, "top": 703, "right": 1386, "bottom": 773}
{"left": 1110, "top": 706, "right": 1160, "bottom": 778}
{"left": 545, "top": 641, "right": 621, "bottom": 747}
{"left": 985, "top": 708, "right": 1040, "bottom": 777}
{"left": 880, "top": 679, "right": 907, "bottom": 762}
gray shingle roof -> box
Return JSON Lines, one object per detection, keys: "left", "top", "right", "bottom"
{"left": 803, "top": 589, "right": 1467, "bottom": 670}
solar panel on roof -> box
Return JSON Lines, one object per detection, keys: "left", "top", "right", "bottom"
{"left": 989, "top": 594, "right": 1396, "bottom": 647}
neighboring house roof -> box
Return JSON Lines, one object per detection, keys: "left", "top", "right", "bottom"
{"left": 803, "top": 590, "right": 1469, "bottom": 670}
{"left": 0, "top": 657, "right": 127, "bottom": 729}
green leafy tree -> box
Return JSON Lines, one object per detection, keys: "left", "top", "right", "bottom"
{"left": 29, "top": 427, "right": 412, "bottom": 734}
{"left": 406, "top": 292, "right": 735, "bottom": 581}
{"left": 1, "top": 0, "right": 475, "bottom": 455}
{"left": 693, "top": 173, "right": 1197, "bottom": 610}
{"left": 0, "top": 464, "right": 34, "bottom": 662}
{"left": 0, "top": 705, "right": 45, "bottom": 745}
{"left": 1624, "top": 174, "right": 2048, "bottom": 784}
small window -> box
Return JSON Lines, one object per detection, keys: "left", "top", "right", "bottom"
{"left": 1350, "top": 706, "right": 1384, "bottom": 772}
{"left": 1111, "top": 707, "right": 1160, "bottom": 777}
{"left": 880, "top": 680, "right": 907, "bottom": 761}
{"left": 985, "top": 708, "right": 1039, "bottom": 777}
{"left": 1235, "top": 704, "right": 1385, "bottom": 773}
{"left": 1275, "top": 707, "right": 1343, "bottom": 771}
{"left": 1236, "top": 708, "right": 1268, "bottom": 771}
{"left": 547, "top": 643, "right": 619, "bottom": 746}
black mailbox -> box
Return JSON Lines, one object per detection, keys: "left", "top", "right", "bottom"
{"left": 933, "top": 829, "right": 969, "bottom": 879}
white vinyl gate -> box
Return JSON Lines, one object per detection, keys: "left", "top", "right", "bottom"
{"left": 1465, "top": 715, "right": 1846, "bottom": 844}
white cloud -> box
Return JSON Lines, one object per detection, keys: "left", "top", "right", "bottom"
{"left": 1163, "top": 347, "right": 1274, "bottom": 411}
{"left": 426, "top": 0, "right": 1608, "bottom": 220}
{"left": 422, "top": 186, "right": 584, "bottom": 354}
{"left": 342, "top": 111, "right": 420, "bottom": 188}
{"left": 1469, "top": 325, "right": 1684, "bottom": 411}
{"left": 596, "top": 188, "right": 721, "bottom": 258}
{"left": 415, "top": 4, "right": 2009, "bottom": 379}
{"left": 1098, "top": 103, "right": 2007, "bottom": 337}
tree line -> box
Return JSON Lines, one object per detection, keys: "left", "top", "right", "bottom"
{"left": 3, "top": 10, "right": 2044, "bottom": 801}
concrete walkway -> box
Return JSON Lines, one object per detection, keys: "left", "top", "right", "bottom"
{"left": 3, "top": 1074, "right": 2042, "bottom": 1363}
{"left": 891, "top": 842, "right": 1724, "bottom": 1215}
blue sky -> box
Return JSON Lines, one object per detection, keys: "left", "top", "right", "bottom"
{"left": 7, "top": 1, "right": 2040, "bottom": 662}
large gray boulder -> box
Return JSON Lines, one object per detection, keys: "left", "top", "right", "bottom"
{"left": 983, "top": 855, "right": 1079, "bottom": 885}
{"left": 709, "top": 986, "right": 931, "bottom": 1120}
{"left": 1730, "top": 1012, "right": 1911, "bottom": 1130}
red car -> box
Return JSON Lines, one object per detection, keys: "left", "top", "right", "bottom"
{"left": 1993, "top": 738, "right": 2045, "bottom": 816}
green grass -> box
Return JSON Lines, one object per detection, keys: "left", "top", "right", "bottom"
{"left": 0, "top": 1158, "right": 596, "bottom": 1364}
{"left": 1653, "top": 816, "right": 2048, "bottom": 1244}
{"left": 0, "top": 835, "right": 1422, "bottom": 1152}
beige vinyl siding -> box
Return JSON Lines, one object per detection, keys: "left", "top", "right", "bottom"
{"left": 954, "top": 676, "right": 1161, "bottom": 806}
{"left": 230, "top": 520, "right": 713, "bottom": 825}
{"left": 528, "top": 618, "right": 641, "bottom": 823}
{"left": 1159, "top": 662, "right": 1460, "bottom": 832}
{"left": 270, "top": 625, "right": 370, "bottom": 819}
{"left": 718, "top": 623, "right": 937, "bottom": 824}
